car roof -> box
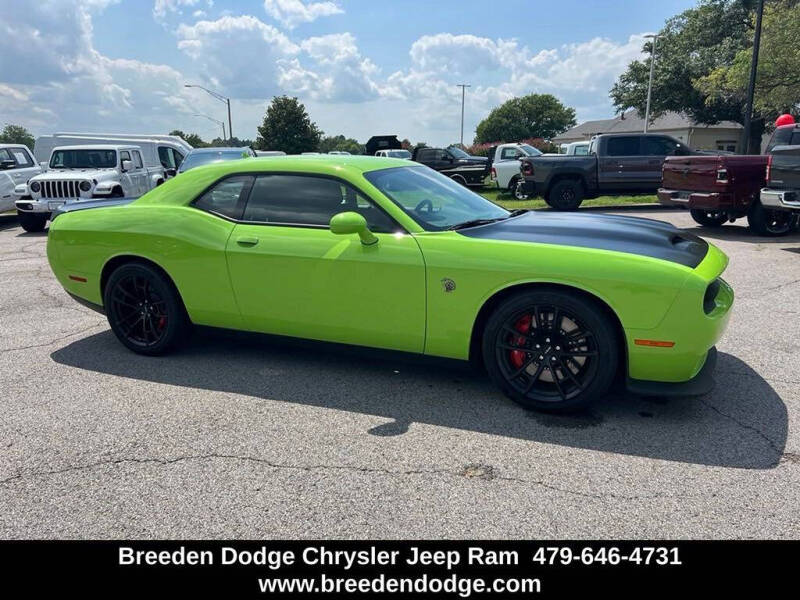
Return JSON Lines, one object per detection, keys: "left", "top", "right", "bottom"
{"left": 52, "top": 144, "right": 138, "bottom": 151}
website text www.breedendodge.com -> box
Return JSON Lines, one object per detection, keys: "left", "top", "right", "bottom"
{"left": 118, "top": 544, "right": 682, "bottom": 596}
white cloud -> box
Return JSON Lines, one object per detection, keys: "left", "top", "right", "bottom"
{"left": 0, "top": 84, "right": 28, "bottom": 102}
{"left": 153, "top": 0, "right": 201, "bottom": 21}
{"left": 263, "top": 0, "right": 343, "bottom": 29}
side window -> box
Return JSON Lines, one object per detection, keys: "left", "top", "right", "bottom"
{"left": 10, "top": 148, "right": 33, "bottom": 167}
{"left": 158, "top": 146, "right": 175, "bottom": 169}
{"left": 120, "top": 150, "right": 131, "bottom": 164}
{"left": 0, "top": 149, "right": 11, "bottom": 164}
{"left": 606, "top": 136, "right": 642, "bottom": 156}
{"left": 132, "top": 150, "right": 143, "bottom": 169}
{"left": 643, "top": 136, "right": 680, "bottom": 156}
{"left": 194, "top": 175, "right": 253, "bottom": 220}
{"left": 438, "top": 150, "right": 451, "bottom": 161}
{"left": 243, "top": 175, "right": 398, "bottom": 232}
{"left": 172, "top": 148, "right": 184, "bottom": 168}
{"left": 501, "top": 148, "right": 519, "bottom": 160}
{"left": 418, "top": 149, "right": 433, "bottom": 162}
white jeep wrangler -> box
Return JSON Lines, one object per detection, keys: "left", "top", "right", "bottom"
{"left": 14, "top": 144, "right": 160, "bottom": 232}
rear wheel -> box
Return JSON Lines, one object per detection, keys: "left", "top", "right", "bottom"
{"left": 547, "top": 179, "right": 583, "bottom": 211}
{"left": 690, "top": 209, "right": 727, "bottom": 227}
{"left": 482, "top": 289, "right": 618, "bottom": 412}
{"left": 450, "top": 174, "right": 467, "bottom": 186}
{"left": 104, "top": 262, "right": 189, "bottom": 355}
{"left": 18, "top": 211, "right": 47, "bottom": 232}
{"left": 747, "top": 200, "right": 797, "bottom": 236}
{"left": 510, "top": 176, "right": 529, "bottom": 200}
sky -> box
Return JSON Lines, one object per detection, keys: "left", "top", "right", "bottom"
{"left": 0, "top": 0, "right": 698, "bottom": 147}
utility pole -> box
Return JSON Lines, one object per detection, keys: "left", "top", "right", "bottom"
{"left": 742, "top": 0, "right": 765, "bottom": 154}
{"left": 457, "top": 84, "right": 471, "bottom": 147}
{"left": 643, "top": 34, "right": 658, "bottom": 133}
{"left": 185, "top": 84, "right": 233, "bottom": 142}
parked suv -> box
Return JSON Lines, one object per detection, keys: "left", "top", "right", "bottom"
{"left": 760, "top": 123, "right": 800, "bottom": 217}
{"left": 15, "top": 145, "right": 154, "bottom": 232}
{"left": 519, "top": 133, "right": 693, "bottom": 210}
{"left": 0, "top": 144, "right": 41, "bottom": 213}
{"left": 412, "top": 146, "right": 489, "bottom": 186}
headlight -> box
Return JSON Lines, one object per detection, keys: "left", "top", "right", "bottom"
{"left": 30, "top": 181, "right": 41, "bottom": 193}
{"left": 79, "top": 181, "right": 92, "bottom": 192}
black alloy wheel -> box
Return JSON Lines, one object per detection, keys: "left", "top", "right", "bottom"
{"left": 690, "top": 209, "right": 728, "bottom": 228}
{"left": 104, "top": 262, "right": 188, "bottom": 355}
{"left": 747, "top": 200, "right": 798, "bottom": 236}
{"left": 483, "top": 290, "right": 618, "bottom": 412}
{"left": 547, "top": 180, "right": 583, "bottom": 211}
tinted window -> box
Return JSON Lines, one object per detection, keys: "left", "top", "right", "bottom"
{"left": 417, "top": 149, "right": 434, "bottom": 161}
{"left": 643, "top": 136, "right": 680, "bottom": 156}
{"left": 194, "top": 175, "right": 252, "bottom": 220}
{"left": 50, "top": 149, "right": 116, "bottom": 169}
{"left": 606, "top": 136, "right": 641, "bottom": 156}
{"left": 159, "top": 146, "right": 176, "bottom": 169}
{"left": 449, "top": 147, "right": 470, "bottom": 159}
{"left": 242, "top": 175, "right": 397, "bottom": 232}
{"left": 766, "top": 127, "right": 800, "bottom": 152}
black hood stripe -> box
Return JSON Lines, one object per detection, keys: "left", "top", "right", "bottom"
{"left": 459, "top": 211, "right": 708, "bottom": 268}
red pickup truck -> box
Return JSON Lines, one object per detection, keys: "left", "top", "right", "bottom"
{"left": 658, "top": 137, "right": 797, "bottom": 235}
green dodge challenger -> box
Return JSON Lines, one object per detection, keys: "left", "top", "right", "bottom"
{"left": 46, "top": 156, "right": 733, "bottom": 412}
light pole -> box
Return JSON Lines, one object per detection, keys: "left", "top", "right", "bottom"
{"left": 457, "top": 84, "right": 471, "bottom": 147}
{"left": 193, "top": 114, "right": 226, "bottom": 140}
{"left": 184, "top": 84, "right": 232, "bottom": 142}
{"left": 742, "top": 0, "right": 765, "bottom": 154}
{"left": 643, "top": 34, "right": 658, "bottom": 133}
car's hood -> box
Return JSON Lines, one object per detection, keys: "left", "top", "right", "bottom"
{"left": 34, "top": 169, "right": 116, "bottom": 180}
{"left": 459, "top": 211, "right": 709, "bottom": 268}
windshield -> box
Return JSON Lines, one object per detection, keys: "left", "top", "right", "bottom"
{"left": 448, "top": 146, "right": 471, "bottom": 159}
{"left": 50, "top": 149, "right": 117, "bottom": 169}
{"left": 387, "top": 149, "right": 412, "bottom": 159}
{"left": 179, "top": 150, "right": 248, "bottom": 172}
{"left": 364, "top": 166, "right": 509, "bottom": 231}
{"left": 519, "top": 144, "right": 542, "bottom": 157}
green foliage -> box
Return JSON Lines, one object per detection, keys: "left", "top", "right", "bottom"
{"left": 0, "top": 124, "right": 35, "bottom": 150}
{"left": 210, "top": 136, "right": 255, "bottom": 148}
{"left": 169, "top": 130, "right": 210, "bottom": 148}
{"left": 474, "top": 94, "right": 576, "bottom": 144}
{"left": 318, "top": 134, "right": 364, "bottom": 154}
{"left": 696, "top": 0, "right": 800, "bottom": 124}
{"left": 610, "top": 0, "right": 757, "bottom": 126}
{"left": 255, "top": 96, "right": 322, "bottom": 154}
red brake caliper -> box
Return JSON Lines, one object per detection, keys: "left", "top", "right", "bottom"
{"left": 509, "top": 315, "right": 531, "bottom": 368}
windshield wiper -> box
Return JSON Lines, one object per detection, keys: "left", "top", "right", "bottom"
{"left": 447, "top": 217, "right": 506, "bottom": 230}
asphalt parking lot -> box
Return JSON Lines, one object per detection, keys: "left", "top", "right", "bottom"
{"left": 1, "top": 207, "right": 798, "bottom": 539}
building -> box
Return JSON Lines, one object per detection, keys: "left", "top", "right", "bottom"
{"left": 552, "top": 109, "right": 743, "bottom": 153}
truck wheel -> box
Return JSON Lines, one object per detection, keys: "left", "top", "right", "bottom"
{"left": 747, "top": 200, "right": 797, "bottom": 236}
{"left": 17, "top": 211, "right": 47, "bottom": 233}
{"left": 510, "top": 177, "right": 529, "bottom": 200}
{"left": 690, "top": 209, "right": 727, "bottom": 228}
{"left": 547, "top": 180, "right": 583, "bottom": 211}
{"left": 450, "top": 174, "right": 467, "bottom": 186}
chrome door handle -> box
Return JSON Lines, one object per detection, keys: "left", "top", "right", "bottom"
{"left": 236, "top": 237, "right": 259, "bottom": 246}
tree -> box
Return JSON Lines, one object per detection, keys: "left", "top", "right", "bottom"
{"left": 169, "top": 130, "right": 209, "bottom": 148}
{"left": 210, "top": 136, "right": 255, "bottom": 148}
{"left": 474, "top": 94, "right": 576, "bottom": 144}
{"left": 0, "top": 124, "right": 35, "bottom": 150}
{"left": 610, "top": 0, "right": 762, "bottom": 149}
{"left": 256, "top": 96, "right": 322, "bottom": 154}
{"left": 400, "top": 138, "right": 412, "bottom": 150}
{"left": 318, "top": 134, "right": 364, "bottom": 154}
{"left": 696, "top": 0, "right": 800, "bottom": 139}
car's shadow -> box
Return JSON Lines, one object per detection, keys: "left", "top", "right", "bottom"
{"left": 51, "top": 329, "right": 788, "bottom": 470}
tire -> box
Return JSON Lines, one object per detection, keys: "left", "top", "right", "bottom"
{"left": 509, "top": 176, "right": 529, "bottom": 200}
{"left": 547, "top": 179, "right": 583, "bottom": 211}
{"left": 17, "top": 210, "right": 47, "bottom": 233}
{"left": 450, "top": 174, "right": 467, "bottom": 186}
{"left": 747, "top": 200, "right": 798, "bottom": 236}
{"left": 482, "top": 289, "right": 618, "bottom": 412}
{"left": 111, "top": 187, "right": 124, "bottom": 198}
{"left": 690, "top": 209, "right": 728, "bottom": 228}
{"left": 104, "top": 262, "right": 189, "bottom": 355}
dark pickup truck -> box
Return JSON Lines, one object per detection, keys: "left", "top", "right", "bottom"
{"left": 412, "top": 146, "right": 489, "bottom": 186}
{"left": 659, "top": 124, "right": 799, "bottom": 235}
{"left": 760, "top": 123, "right": 800, "bottom": 218}
{"left": 519, "top": 133, "right": 692, "bottom": 210}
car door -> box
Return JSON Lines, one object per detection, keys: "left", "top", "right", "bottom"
{"left": 598, "top": 135, "right": 647, "bottom": 189}
{"left": 132, "top": 150, "right": 147, "bottom": 194}
{"left": 223, "top": 173, "right": 426, "bottom": 353}
{"left": 0, "top": 147, "right": 38, "bottom": 209}
{"left": 641, "top": 136, "right": 683, "bottom": 188}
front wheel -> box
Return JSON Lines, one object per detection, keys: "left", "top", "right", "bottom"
{"left": 510, "top": 176, "right": 529, "bottom": 200}
{"left": 547, "top": 180, "right": 583, "bottom": 211}
{"left": 690, "top": 209, "right": 728, "bottom": 227}
{"left": 747, "top": 200, "right": 798, "bottom": 236}
{"left": 17, "top": 210, "right": 47, "bottom": 232}
{"left": 482, "top": 289, "right": 618, "bottom": 412}
{"left": 104, "top": 262, "right": 189, "bottom": 355}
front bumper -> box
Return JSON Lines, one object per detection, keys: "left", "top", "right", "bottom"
{"left": 657, "top": 188, "right": 733, "bottom": 211}
{"left": 760, "top": 188, "right": 800, "bottom": 212}
{"left": 627, "top": 346, "right": 717, "bottom": 397}
{"left": 15, "top": 198, "right": 54, "bottom": 214}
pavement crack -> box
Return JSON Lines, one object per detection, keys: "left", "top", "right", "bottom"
{"left": 699, "top": 398, "right": 783, "bottom": 458}
{"left": 0, "top": 323, "right": 105, "bottom": 354}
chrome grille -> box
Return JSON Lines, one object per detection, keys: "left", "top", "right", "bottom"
{"left": 41, "top": 180, "right": 81, "bottom": 198}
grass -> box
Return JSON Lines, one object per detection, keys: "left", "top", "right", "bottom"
{"left": 477, "top": 185, "right": 658, "bottom": 210}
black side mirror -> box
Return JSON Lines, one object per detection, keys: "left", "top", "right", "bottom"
{"left": 165, "top": 168, "right": 177, "bottom": 177}
{"left": 0, "top": 159, "right": 15, "bottom": 170}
